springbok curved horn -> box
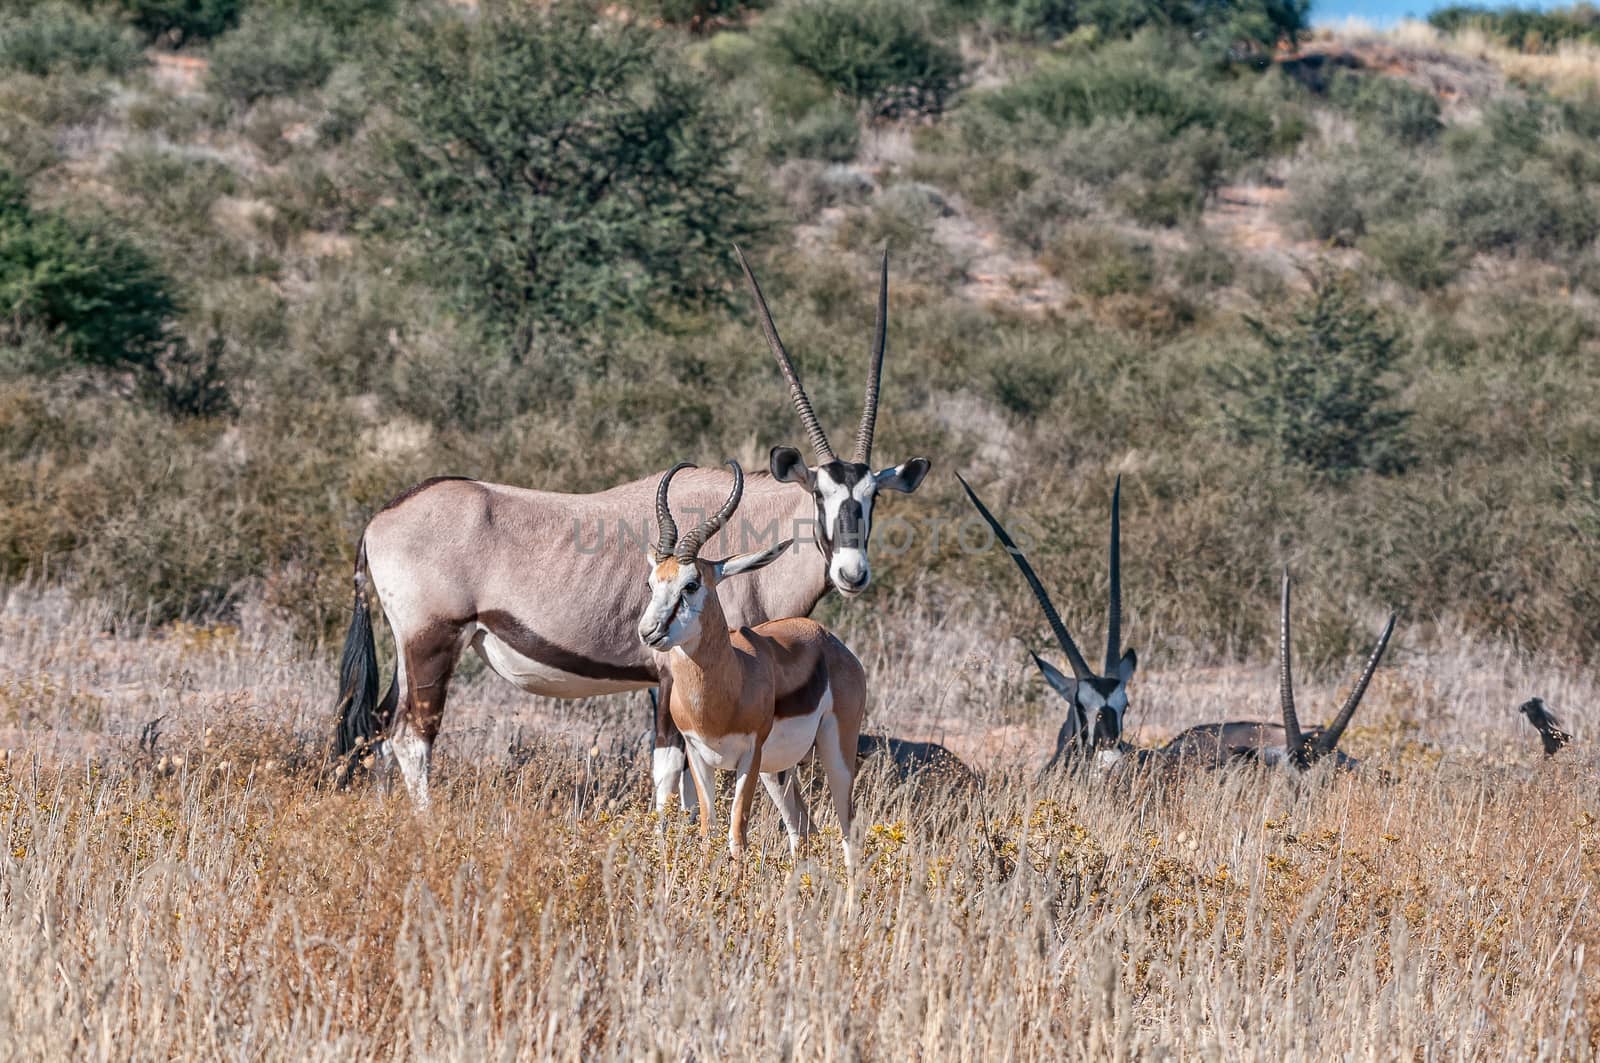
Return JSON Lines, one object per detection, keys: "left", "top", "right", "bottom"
{"left": 1279, "top": 569, "right": 1306, "bottom": 762}
{"left": 958, "top": 473, "right": 1092, "bottom": 682}
{"left": 1314, "top": 611, "right": 1396, "bottom": 758}
{"left": 734, "top": 245, "right": 835, "bottom": 465}
{"left": 677, "top": 460, "right": 743, "bottom": 562}
{"left": 853, "top": 248, "right": 888, "bottom": 465}
{"left": 1105, "top": 476, "right": 1122, "bottom": 674}
{"left": 654, "top": 462, "right": 694, "bottom": 556}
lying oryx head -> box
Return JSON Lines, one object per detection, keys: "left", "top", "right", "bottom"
{"left": 638, "top": 461, "right": 790, "bottom": 654}
{"left": 959, "top": 474, "right": 1137, "bottom": 770}
{"left": 1274, "top": 569, "right": 1396, "bottom": 771}
{"left": 735, "top": 246, "right": 930, "bottom": 597}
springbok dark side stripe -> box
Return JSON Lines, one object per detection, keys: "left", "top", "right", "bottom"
{"left": 477, "top": 610, "right": 656, "bottom": 683}
{"left": 772, "top": 655, "right": 830, "bottom": 720}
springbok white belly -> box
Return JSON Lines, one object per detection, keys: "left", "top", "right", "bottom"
{"left": 681, "top": 696, "right": 830, "bottom": 775}
{"left": 760, "top": 697, "right": 829, "bottom": 772}
{"left": 473, "top": 628, "right": 645, "bottom": 698}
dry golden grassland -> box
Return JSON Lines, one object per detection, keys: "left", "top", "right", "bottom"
{"left": 1, "top": 585, "right": 1596, "bottom": 1059}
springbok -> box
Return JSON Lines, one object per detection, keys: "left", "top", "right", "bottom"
{"left": 1518, "top": 697, "right": 1572, "bottom": 757}
{"left": 1160, "top": 571, "right": 1396, "bottom": 771}
{"left": 640, "top": 461, "right": 866, "bottom": 867}
{"left": 331, "top": 249, "right": 929, "bottom": 809}
{"left": 958, "top": 474, "right": 1138, "bottom": 774}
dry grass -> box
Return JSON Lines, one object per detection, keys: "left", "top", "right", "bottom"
{"left": 2, "top": 586, "right": 1597, "bottom": 1059}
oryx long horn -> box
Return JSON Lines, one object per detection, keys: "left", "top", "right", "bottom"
{"left": 853, "top": 248, "right": 888, "bottom": 465}
{"left": 1279, "top": 569, "right": 1306, "bottom": 761}
{"left": 654, "top": 462, "right": 693, "bottom": 556}
{"left": 1105, "top": 476, "right": 1122, "bottom": 674}
{"left": 958, "top": 473, "right": 1093, "bottom": 682}
{"left": 677, "top": 460, "right": 743, "bottom": 562}
{"left": 734, "top": 245, "right": 835, "bottom": 464}
{"left": 1314, "top": 611, "right": 1397, "bottom": 757}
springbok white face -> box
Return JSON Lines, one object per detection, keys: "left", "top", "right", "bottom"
{"left": 637, "top": 461, "right": 789, "bottom": 653}
{"left": 736, "top": 247, "right": 931, "bottom": 599}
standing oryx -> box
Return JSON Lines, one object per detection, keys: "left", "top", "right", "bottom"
{"left": 958, "top": 474, "right": 1138, "bottom": 773}
{"left": 640, "top": 461, "right": 867, "bottom": 867}
{"left": 331, "top": 249, "right": 930, "bottom": 809}
{"left": 1160, "top": 570, "right": 1396, "bottom": 771}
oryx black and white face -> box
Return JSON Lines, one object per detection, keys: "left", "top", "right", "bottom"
{"left": 770, "top": 448, "right": 930, "bottom": 597}
{"left": 736, "top": 246, "right": 931, "bottom": 599}
{"left": 1036, "top": 651, "right": 1138, "bottom": 752}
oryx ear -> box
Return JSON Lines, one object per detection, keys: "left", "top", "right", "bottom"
{"left": 1117, "top": 648, "right": 1137, "bottom": 686}
{"left": 770, "top": 446, "right": 814, "bottom": 488}
{"left": 876, "top": 457, "right": 930, "bottom": 494}
{"left": 1031, "top": 652, "right": 1078, "bottom": 702}
{"left": 713, "top": 539, "right": 793, "bottom": 581}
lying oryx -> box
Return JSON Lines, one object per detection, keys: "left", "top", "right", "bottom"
{"left": 640, "top": 461, "right": 866, "bottom": 868}
{"left": 1159, "top": 570, "right": 1396, "bottom": 772}
{"left": 332, "top": 249, "right": 929, "bottom": 809}
{"left": 958, "top": 474, "right": 1139, "bottom": 773}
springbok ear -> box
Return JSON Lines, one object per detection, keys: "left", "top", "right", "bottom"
{"left": 876, "top": 457, "right": 930, "bottom": 494}
{"left": 770, "top": 446, "right": 814, "bottom": 488}
{"left": 1031, "top": 653, "right": 1077, "bottom": 702}
{"left": 1117, "top": 648, "right": 1137, "bottom": 686}
{"left": 713, "top": 539, "right": 793, "bottom": 581}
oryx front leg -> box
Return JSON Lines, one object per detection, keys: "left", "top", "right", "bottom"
{"left": 817, "top": 715, "right": 858, "bottom": 873}
{"left": 652, "top": 742, "right": 688, "bottom": 819}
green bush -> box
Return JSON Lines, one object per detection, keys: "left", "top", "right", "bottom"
{"left": 957, "top": 0, "right": 1079, "bottom": 41}
{"left": 973, "top": 46, "right": 1289, "bottom": 159}
{"left": 0, "top": 169, "right": 180, "bottom": 376}
{"left": 767, "top": 100, "right": 860, "bottom": 162}
{"left": 955, "top": 0, "right": 1309, "bottom": 52}
{"left": 0, "top": 4, "right": 143, "bottom": 77}
{"left": 1442, "top": 160, "right": 1600, "bottom": 255}
{"left": 1284, "top": 145, "right": 1431, "bottom": 246}
{"left": 1329, "top": 71, "right": 1442, "bottom": 144}
{"left": 114, "top": 0, "right": 243, "bottom": 43}
{"left": 1216, "top": 273, "right": 1413, "bottom": 480}
{"left": 1357, "top": 218, "right": 1466, "bottom": 290}
{"left": 1430, "top": 3, "right": 1600, "bottom": 49}
{"left": 765, "top": 0, "right": 963, "bottom": 117}
{"left": 626, "top": 0, "right": 765, "bottom": 32}
{"left": 259, "top": 0, "right": 396, "bottom": 34}
{"left": 208, "top": 11, "right": 337, "bottom": 104}
{"left": 369, "top": 4, "right": 763, "bottom": 350}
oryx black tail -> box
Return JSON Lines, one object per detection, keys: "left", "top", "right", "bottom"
{"left": 329, "top": 541, "right": 394, "bottom": 782}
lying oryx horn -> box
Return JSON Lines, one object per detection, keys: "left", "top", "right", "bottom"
{"left": 1105, "top": 475, "right": 1122, "bottom": 675}
{"left": 1279, "top": 568, "right": 1398, "bottom": 765}
{"left": 854, "top": 248, "right": 888, "bottom": 466}
{"left": 1278, "top": 569, "right": 1307, "bottom": 765}
{"left": 654, "top": 462, "right": 694, "bottom": 556}
{"left": 1315, "top": 610, "right": 1397, "bottom": 757}
{"left": 734, "top": 246, "right": 836, "bottom": 465}
{"left": 957, "top": 473, "right": 1093, "bottom": 682}
{"left": 677, "top": 460, "right": 743, "bottom": 563}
